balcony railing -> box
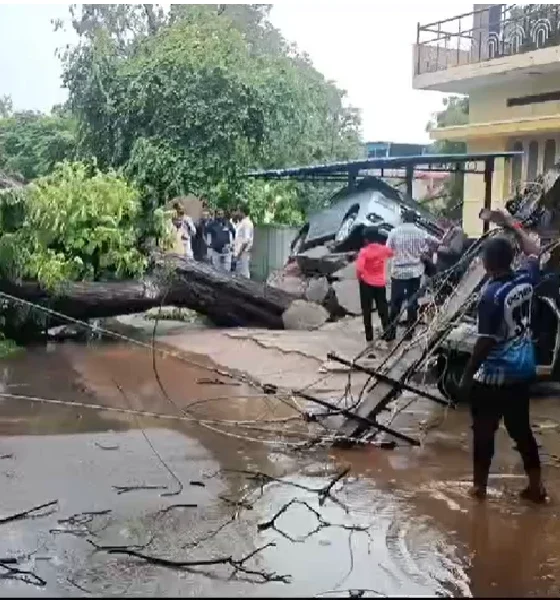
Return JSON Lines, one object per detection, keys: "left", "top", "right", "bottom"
{"left": 415, "top": 4, "right": 560, "bottom": 76}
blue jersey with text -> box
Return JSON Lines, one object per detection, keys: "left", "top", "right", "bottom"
{"left": 474, "top": 257, "right": 539, "bottom": 386}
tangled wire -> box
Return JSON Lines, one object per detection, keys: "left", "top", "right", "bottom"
{"left": 0, "top": 209, "right": 555, "bottom": 461}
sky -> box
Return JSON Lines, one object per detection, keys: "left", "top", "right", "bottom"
{"left": 0, "top": 1, "right": 472, "bottom": 144}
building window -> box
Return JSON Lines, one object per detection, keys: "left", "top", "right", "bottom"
{"left": 488, "top": 5, "right": 502, "bottom": 35}
{"left": 511, "top": 141, "right": 523, "bottom": 190}
{"left": 544, "top": 139, "right": 556, "bottom": 171}
{"left": 527, "top": 140, "right": 539, "bottom": 181}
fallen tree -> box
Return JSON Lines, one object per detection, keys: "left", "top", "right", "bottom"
{"left": 0, "top": 254, "right": 332, "bottom": 332}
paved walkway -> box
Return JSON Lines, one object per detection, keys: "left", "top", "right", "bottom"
{"left": 160, "top": 317, "right": 372, "bottom": 401}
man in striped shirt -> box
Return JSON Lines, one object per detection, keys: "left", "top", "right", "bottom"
{"left": 384, "top": 210, "right": 439, "bottom": 341}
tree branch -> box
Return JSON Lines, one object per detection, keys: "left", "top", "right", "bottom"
{"left": 112, "top": 485, "right": 168, "bottom": 495}
{"left": 0, "top": 562, "right": 46, "bottom": 587}
{"left": 257, "top": 498, "right": 368, "bottom": 543}
{"left": 0, "top": 500, "right": 58, "bottom": 525}
{"left": 90, "top": 541, "right": 290, "bottom": 583}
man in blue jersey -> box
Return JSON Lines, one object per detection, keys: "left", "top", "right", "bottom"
{"left": 460, "top": 210, "right": 547, "bottom": 503}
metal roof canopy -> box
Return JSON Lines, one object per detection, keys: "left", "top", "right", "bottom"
{"left": 246, "top": 151, "right": 523, "bottom": 234}
{"left": 246, "top": 151, "right": 522, "bottom": 179}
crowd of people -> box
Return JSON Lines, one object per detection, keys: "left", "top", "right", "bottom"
{"left": 170, "top": 201, "right": 254, "bottom": 278}
{"left": 355, "top": 209, "right": 466, "bottom": 350}
{"left": 355, "top": 209, "right": 547, "bottom": 504}
{"left": 169, "top": 197, "right": 547, "bottom": 503}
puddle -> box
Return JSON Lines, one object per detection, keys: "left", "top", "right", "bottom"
{"left": 1, "top": 340, "right": 560, "bottom": 596}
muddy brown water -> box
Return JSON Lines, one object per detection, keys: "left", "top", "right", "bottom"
{"left": 1, "top": 340, "right": 560, "bottom": 597}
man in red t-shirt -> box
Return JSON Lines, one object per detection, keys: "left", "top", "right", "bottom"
{"left": 355, "top": 227, "right": 394, "bottom": 349}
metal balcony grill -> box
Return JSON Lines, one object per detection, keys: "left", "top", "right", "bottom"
{"left": 416, "top": 4, "right": 560, "bottom": 75}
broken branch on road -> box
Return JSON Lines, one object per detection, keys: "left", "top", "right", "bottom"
{"left": 222, "top": 467, "right": 351, "bottom": 510}
{"left": 318, "top": 467, "right": 350, "bottom": 506}
{"left": 0, "top": 500, "right": 58, "bottom": 525}
{"left": 90, "top": 540, "right": 289, "bottom": 584}
{"left": 257, "top": 498, "right": 369, "bottom": 543}
{"left": 196, "top": 377, "right": 240, "bottom": 386}
{"left": 51, "top": 510, "right": 113, "bottom": 539}
{"left": 87, "top": 536, "right": 155, "bottom": 553}
{"left": 66, "top": 576, "right": 93, "bottom": 595}
{"left": 58, "top": 510, "right": 112, "bottom": 526}
{"left": 154, "top": 503, "right": 198, "bottom": 516}
{"left": 0, "top": 562, "right": 47, "bottom": 587}
{"left": 112, "top": 485, "right": 168, "bottom": 495}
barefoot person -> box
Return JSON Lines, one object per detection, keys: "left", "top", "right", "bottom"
{"left": 356, "top": 227, "right": 393, "bottom": 351}
{"left": 459, "top": 210, "right": 546, "bottom": 503}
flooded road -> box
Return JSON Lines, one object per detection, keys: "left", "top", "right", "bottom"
{"left": 1, "top": 340, "right": 560, "bottom": 597}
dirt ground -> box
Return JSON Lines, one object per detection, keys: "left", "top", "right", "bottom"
{"left": 1, "top": 318, "right": 560, "bottom": 597}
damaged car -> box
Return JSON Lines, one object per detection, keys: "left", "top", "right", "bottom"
{"left": 290, "top": 177, "right": 443, "bottom": 255}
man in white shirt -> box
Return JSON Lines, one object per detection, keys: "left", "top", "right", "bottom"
{"left": 233, "top": 203, "right": 254, "bottom": 278}
{"left": 173, "top": 202, "right": 196, "bottom": 259}
{"left": 385, "top": 209, "right": 440, "bottom": 341}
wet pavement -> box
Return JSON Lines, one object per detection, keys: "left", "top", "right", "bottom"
{"left": 1, "top": 338, "right": 560, "bottom": 597}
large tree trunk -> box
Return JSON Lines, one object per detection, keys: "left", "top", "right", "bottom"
{"left": 0, "top": 255, "right": 331, "bottom": 331}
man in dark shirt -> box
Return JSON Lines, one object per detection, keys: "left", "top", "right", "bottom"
{"left": 193, "top": 208, "right": 211, "bottom": 262}
{"left": 459, "top": 210, "right": 546, "bottom": 503}
{"left": 206, "top": 208, "right": 236, "bottom": 273}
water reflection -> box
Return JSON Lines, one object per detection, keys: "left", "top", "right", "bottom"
{"left": 1, "top": 341, "right": 560, "bottom": 596}
{"left": 466, "top": 501, "right": 560, "bottom": 597}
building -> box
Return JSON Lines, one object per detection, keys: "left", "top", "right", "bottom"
{"left": 365, "top": 140, "right": 428, "bottom": 159}
{"left": 413, "top": 4, "right": 560, "bottom": 235}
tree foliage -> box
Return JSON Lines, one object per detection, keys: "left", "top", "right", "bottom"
{"left": 0, "top": 103, "right": 77, "bottom": 181}
{"left": 0, "top": 3, "right": 362, "bottom": 301}
{"left": 426, "top": 95, "right": 468, "bottom": 154}
{"left": 59, "top": 4, "right": 362, "bottom": 220}
{"left": 0, "top": 162, "right": 155, "bottom": 288}
{"left": 0, "top": 95, "right": 13, "bottom": 119}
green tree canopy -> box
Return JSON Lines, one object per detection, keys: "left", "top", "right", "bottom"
{"left": 0, "top": 161, "right": 156, "bottom": 287}
{"left": 426, "top": 95, "right": 468, "bottom": 154}
{"left": 59, "top": 4, "right": 362, "bottom": 219}
{"left": 0, "top": 105, "right": 76, "bottom": 181}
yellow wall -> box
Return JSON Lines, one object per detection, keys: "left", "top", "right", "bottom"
{"left": 461, "top": 72, "right": 560, "bottom": 236}
{"left": 470, "top": 73, "right": 560, "bottom": 123}
{"left": 463, "top": 139, "right": 509, "bottom": 237}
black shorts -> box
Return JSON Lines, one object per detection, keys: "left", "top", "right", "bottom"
{"left": 470, "top": 381, "right": 530, "bottom": 420}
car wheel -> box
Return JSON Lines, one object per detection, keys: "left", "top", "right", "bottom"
{"left": 335, "top": 211, "right": 358, "bottom": 244}
{"left": 437, "top": 355, "right": 466, "bottom": 404}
